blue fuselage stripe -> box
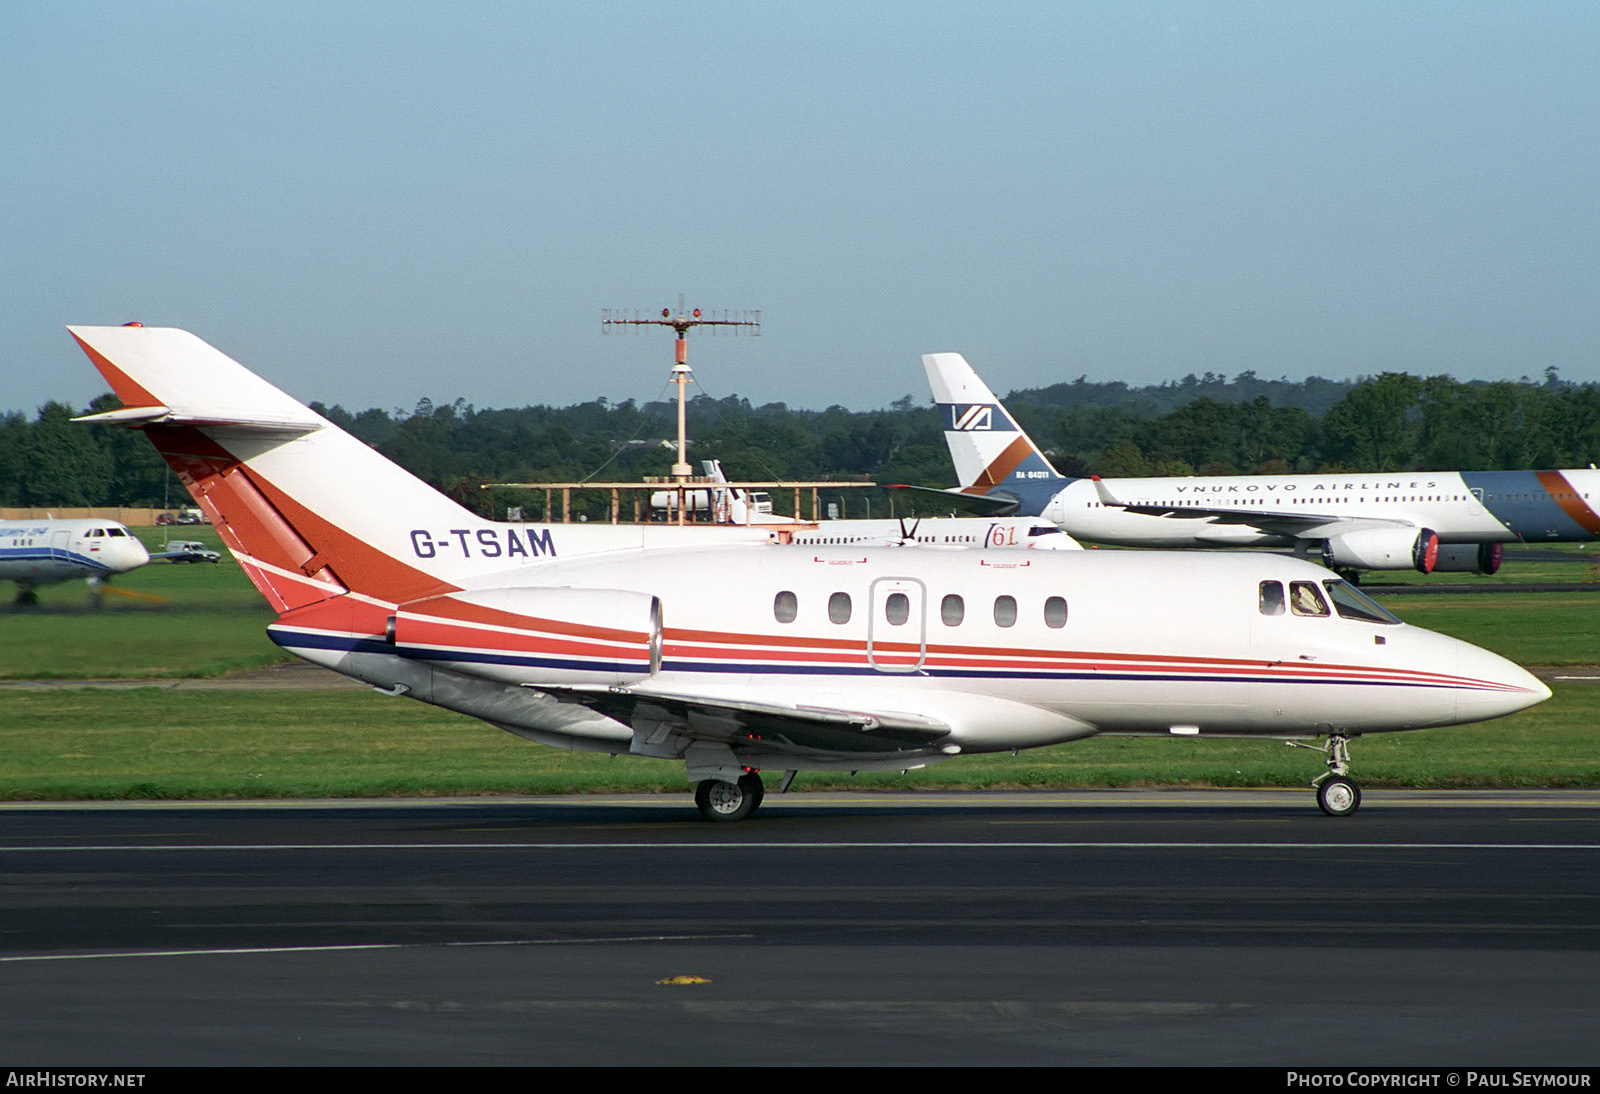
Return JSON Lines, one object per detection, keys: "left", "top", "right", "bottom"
{"left": 267, "top": 629, "right": 1492, "bottom": 693}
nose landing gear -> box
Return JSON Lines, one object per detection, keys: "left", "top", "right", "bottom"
{"left": 1288, "top": 734, "right": 1363, "bottom": 816}
{"left": 1316, "top": 773, "right": 1362, "bottom": 817}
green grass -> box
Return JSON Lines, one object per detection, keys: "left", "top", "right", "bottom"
{"left": 2, "top": 528, "right": 1597, "bottom": 799}
{"left": 1, "top": 681, "right": 1594, "bottom": 801}
{"left": 1380, "top": 593, "right": 1600, "bottom": 665}
{"left": 0, "top": 527, "right": 294, "bottom": 679}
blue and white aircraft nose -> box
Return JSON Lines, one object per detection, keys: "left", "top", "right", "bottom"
{"left": 113, "top": 536, "right": 151, "bottom": 573}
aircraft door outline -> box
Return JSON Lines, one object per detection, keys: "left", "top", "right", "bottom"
{"left": 49, "top": 530, "right": 73, "bottom": 568}
{"left": 867, "top": 576, "right": 927, "bottom": 673}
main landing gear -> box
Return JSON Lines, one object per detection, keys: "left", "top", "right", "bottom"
{"left": 1288, "top": 733, "right": 1363, "bottom": 817}
{"left": 694, "top": 771, "right": 765, "bottom": 822}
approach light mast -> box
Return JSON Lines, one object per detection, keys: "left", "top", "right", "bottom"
{"left": 602, "top": 301, "right": 761, "bottom": 484}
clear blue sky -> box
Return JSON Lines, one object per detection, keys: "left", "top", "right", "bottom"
{"left": 5, "top": 2, "right": 1599, "bottom": 417}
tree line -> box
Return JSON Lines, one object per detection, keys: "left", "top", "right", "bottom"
{"left": 4, "top": 370, "right": 1598, "bottom": 519}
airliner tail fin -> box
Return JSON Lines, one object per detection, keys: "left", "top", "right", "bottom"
{"left": 921, "top": 352, "right": 1067, "bottom": 502}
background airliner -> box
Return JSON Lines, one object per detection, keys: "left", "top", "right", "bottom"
{"left": 68, "top": 324, "right": 1548, "bottom": 819}
{"left": 920, "top": 353, "right": 1600, "bottom": 575}
{"left": 0, "top": 517, "right": 150, "bottom": 604}
{"left": 659, "top": 459, "right": 1078, "bottom": 549}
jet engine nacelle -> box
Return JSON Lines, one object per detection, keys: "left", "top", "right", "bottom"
{"left": 1322, "top": 527, "right": 1440, "bottom": 573}
{"left": 391, "top": 586, "right": 663, "bottom": 685}
{"left": 1431, "top": 542, "right": 1504, "bottom": 575}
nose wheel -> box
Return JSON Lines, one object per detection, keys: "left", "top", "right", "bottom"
{"left": 1316, "top": 774, "right": 1362, "bottom": 817}
{"left": 1289, "top": 734, "right": 1364, "bottom": 816}
{"left": 694, "top": 771, "right": 765, "bottom": 822}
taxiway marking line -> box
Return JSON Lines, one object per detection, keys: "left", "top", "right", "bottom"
{"left": 0, "top": 934, "right": 750, "bottom": 964}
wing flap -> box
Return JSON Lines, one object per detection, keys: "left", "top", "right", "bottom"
{"left": 538, "top": 683, "right": 953, "bottom": 755}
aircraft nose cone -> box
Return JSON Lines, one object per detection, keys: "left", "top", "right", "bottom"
{"left": 121, "top": 539, "right": 150, "bottom": 571}
{"left": 1455, "top": 648, "right": 1551, "bottom": 723}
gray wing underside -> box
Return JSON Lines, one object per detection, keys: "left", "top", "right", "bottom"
{"left": 538, "top": 684, "right": 952, "bottom": 759}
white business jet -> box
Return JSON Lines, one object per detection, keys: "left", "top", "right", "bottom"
{"left": 69, "top": 325, "right": 1549, "bottom": 819}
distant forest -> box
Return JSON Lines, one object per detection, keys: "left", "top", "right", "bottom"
{"left": 6, "top": 368, "right": 1600, "bottom": 520}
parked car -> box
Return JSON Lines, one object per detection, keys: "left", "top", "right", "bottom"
{"left": 158, "top": 540, "right": 221, "bottom": 563}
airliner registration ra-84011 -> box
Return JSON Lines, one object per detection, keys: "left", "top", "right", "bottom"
{"left": 69, "top": 326, "right": 1550, "bottom": 818}
{"left": 918, "top": 352, "right": 1600, "bottom": 576}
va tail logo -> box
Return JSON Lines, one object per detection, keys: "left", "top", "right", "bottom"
{"left": 949, "top": 404, "right": 996, "bottom": 431}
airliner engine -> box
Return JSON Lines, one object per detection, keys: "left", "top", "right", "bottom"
{"left": 1322, "top": 527, "right": 1440, "bottom": 573}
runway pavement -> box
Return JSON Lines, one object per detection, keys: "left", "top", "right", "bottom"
{"left": 3, "top": 790, "right": 1598, "bottom": 1065}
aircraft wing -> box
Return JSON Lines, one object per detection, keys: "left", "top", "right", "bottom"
{"left": 1089, "top": 478, "right": 1420, "bottom": 537}
{"left": 886, "top": 483, "right": 1021, "bottom": 516}
{"left": 538, "top": 683, "right": 953, "bottom": 759}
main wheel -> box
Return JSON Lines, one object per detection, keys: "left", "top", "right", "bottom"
{"left": 695, "top": 773, "right": 763, "bottom": 822}
{"left": 741, "top": 771, "right": 765, "bottom": 812}
{"left": 1317, "top": 775, "right": 1362, "bottom": 817}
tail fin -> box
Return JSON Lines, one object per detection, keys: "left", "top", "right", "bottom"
{"left": 68, "top": 325, "right": 497, "bottom": 611}
{"left": 921, "top": 353, "right": 1068, "bottom": 510}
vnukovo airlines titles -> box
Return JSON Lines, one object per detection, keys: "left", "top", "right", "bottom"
{"left": 0, "top": 518, "right": 149, "bottom": 601}
{"left": 68, "top": 325, "right": 1549, "bottom": 821}
{"left": 922, "top": 351, "right": 1600, "bottom": 574}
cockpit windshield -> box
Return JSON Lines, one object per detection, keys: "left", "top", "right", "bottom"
{"left": 1324, "top": 580, "right": 1401, "bottom": 625}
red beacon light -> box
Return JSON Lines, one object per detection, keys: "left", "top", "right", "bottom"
{"left": 122, "top": 321, "right": 143, "bottom": 327}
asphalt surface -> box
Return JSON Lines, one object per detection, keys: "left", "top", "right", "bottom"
{"left": 3, "top": 790, "right": 1598, "bottom": 1066}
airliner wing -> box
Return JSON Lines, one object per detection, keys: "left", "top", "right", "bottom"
{"left": 886, "top": 483, "right": 1020, "bottom": 515}
{"left": 1089, "top": 478, "right": 1420, "bottom": 536}
{"left": 540, "top": 683, "right": 953, "bottom": 756}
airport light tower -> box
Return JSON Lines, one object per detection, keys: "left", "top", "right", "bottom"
{"left": 602, "top": 302, "right": 761, "bottom": 482}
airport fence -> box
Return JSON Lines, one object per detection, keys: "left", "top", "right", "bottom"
{"left": 0, "top": 507, "right": 167, "bottom": 525}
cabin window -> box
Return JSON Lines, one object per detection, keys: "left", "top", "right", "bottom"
{"left": 828, "top": 591, "right": 852, "bottom": 624}
{"left": 1289, "top": 581, "right": 1330, "bottom": 618}
{"left": 941, "top": 594, "right": 964, "bottom": 626}
{"left": 885, "top": 592, "right": 910, "bottom": 626}
{"left": 993, "top": 595, "right": 1017, "bottom": 628}
{"left": 773, "top": 590, "right": 798, "bottom": 624}
{"left": 1043, "top": 596, "right": 1068, "bottom": 628}
{"left": 1324, "top": 580, "right": 1401, "bottom": 625}
{"left": 1259, "top": 581, "right": 1285, "bottom": 616}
